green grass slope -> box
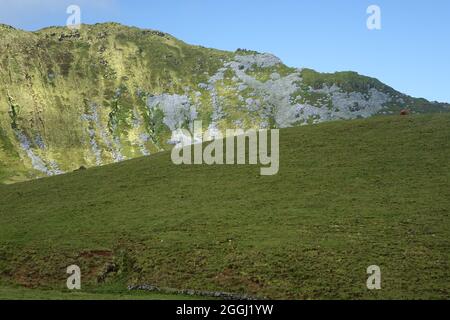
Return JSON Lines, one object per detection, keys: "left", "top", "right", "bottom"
{"left": 0, "top": 114, "right": 449, "bottom": 299}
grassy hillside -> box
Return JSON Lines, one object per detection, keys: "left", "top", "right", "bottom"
{"left": 1, "top": 23, "right": 449, "bottom": 184}
{"left": 0, "top": 23, "right": 232, "bottom": 183}
{"left": 0, "top": 114, "right": 449, "bottom": 299}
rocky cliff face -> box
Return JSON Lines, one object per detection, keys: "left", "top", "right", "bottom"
{"left": 0, "top": 23, "right": 448, "bottom": 183}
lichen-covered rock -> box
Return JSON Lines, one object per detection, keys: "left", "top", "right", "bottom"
{"left": 147, "top": 94, "right": 197, "bottom": 132}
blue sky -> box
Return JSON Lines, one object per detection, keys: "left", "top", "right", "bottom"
{"left": 1, "top": 0, "right": 449, "bottom": 102}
